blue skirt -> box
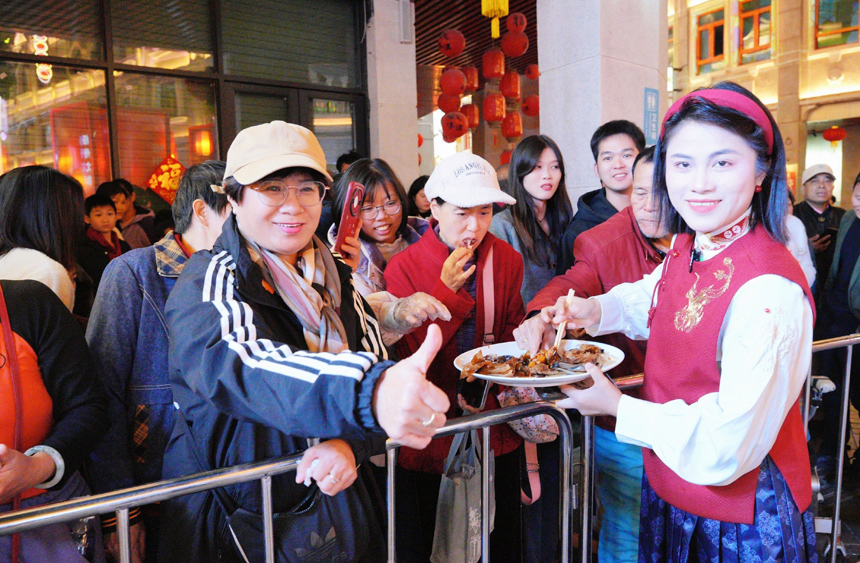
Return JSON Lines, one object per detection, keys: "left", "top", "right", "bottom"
{"left": 638, "top": 457, "right": 817, "bottom": 563}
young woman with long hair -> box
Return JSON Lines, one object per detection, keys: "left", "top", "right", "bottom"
{"left": 489, "top": 135, "right": 573, "bottom": 305}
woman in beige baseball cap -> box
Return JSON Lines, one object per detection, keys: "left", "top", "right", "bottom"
{"left": 160, "top": 121, "right": 451, "bottom": 562}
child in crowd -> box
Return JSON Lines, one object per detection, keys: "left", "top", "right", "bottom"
{"left": 96, "top": 179, "right": 156, "bottom": 248}
{"left": 78, "top": 194, "right": 130, "bottom": 294}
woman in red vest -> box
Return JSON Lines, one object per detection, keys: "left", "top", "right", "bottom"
{"left": 543, "top": 82, "right": 817, "bottom": 562}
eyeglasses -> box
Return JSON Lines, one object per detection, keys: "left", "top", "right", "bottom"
{"left": 249, "top": 180, "right": 328, "bottom": 207}
{"left": 808, "top": 177, "right": 834, "bottom": 187}
{"left": 360, "top": 200, "right": 401, "bottom": 220}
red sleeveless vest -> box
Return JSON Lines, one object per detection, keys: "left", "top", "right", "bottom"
{"left": 642, "top": 225, "right": 814, "bottom": 524}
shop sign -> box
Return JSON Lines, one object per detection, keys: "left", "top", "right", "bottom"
{"left": 643, "top": 88, "right": 659, "bottom": 145}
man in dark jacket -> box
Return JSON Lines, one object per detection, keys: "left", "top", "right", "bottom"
{"left": 556, "top": 120, "right": 645, "bottom": 274}
{"left": 793, "top": 163, "right": 845, "bottom": 294}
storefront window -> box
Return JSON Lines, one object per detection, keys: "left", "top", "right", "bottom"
{"left": 816, "top": 0, "right": 860, "bottom": 48}
{"left": 110, "top": 0, "right": 213, "bottom": 71}
{"left": 739, "top": 0, "right": 772, "bottom": 64}
{"left": 0, "top": 61, "right": 109, "bottom": 194}
{"left": 113, "top": 72, "right": 216, "bottom": 208}
{"left": 310, "top": 98, "right": 356, "bottom": 171}
{"left": 221, "top": 0, "right": 359, "bottom": 87}
{"left": 235, "top": 93, "right": 289, "bottom": 133}
{"left": 0, "top": 0, "right": 103, "bottom": 60}
{"left": 697, "top": 9, "right": 725, "bottom": 74}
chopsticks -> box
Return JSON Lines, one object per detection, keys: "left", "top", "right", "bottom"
{"left": 552, "top": 289, "right": 575, "bottom": 349}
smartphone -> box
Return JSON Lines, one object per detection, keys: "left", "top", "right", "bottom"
{"left": 824, "top": 227, "right": 839, "bottom": 239}
{"left": 333, "top": 182, "right": 365, "bottom": 256}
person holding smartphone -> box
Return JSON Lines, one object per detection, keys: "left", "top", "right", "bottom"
{"left": 794, "top": 163, "right": 845, "bottom": 294}
{"left": 329, "top": 158, "right": 429, "bottom": 296}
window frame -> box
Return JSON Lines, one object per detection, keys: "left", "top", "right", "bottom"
{"left": 815, "top": 0, "right": 860, "bottom": 49}
{"left": 738, "top": 0, "right": 772, "bottom": 63}
{"left": 696, "top": 8, "right": 726, "bottom": 74}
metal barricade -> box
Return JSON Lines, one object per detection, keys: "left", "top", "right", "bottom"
{"left": 0, "top": 401, "right": 575, "bottom": 563}
{"left": 804, "top": 333, "right": 860, "bottom": 563}
{"left": 385, "top": 401, "right": 576, "bottom": 563}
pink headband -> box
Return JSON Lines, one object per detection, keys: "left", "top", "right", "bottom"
{"left": 660, "top": 89, "right": 774, "bottom": 154}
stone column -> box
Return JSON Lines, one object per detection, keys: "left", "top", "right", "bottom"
{"left": 537, "top": 0, "right": 667, "bottom": 207}
{"left": 776, "top": 0, "right": 805, "bottom": 193}
{"left": 366, "top": 0, "right": 419, "bottom": 184}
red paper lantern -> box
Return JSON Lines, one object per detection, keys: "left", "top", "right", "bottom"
{"left": 502, "top": 111, "right": 523, "bottom": 140}
{"left": 500, "top": 71, "right": 521, "bottom": 101}
{"left": 438, "top": 29, "right": 465, "bottom": 58}
{"left": 507, "top": 12, "right": 527, "bottom": 33}
{"left": 482, "top": 50, "right": 505, "bottom": 80}
{"left": 461, "top": 103, "right": 480, "bottom": 129}
{"left": 526, "top": 64, "right": 540, "bottom": 80}
{"left": 500, "top": 149, "right": 513, "bottom": 166}
{"left": 501, "top": 31, "right": 529, "bottom": 58}
{"left": 418, "top": 153, "right": 422, "bottom": 165}
{"left": 822, "top": 125, "right": 847, "bottom": 148}
{"left": 437, "top": 93, "right": 461, "bottom": 114}
{"left": 522, "top": 94, "right": 539, "bottom": 117}
{"left": 440, "top": 69, "right": 466, "bottom": 96}
{"left": 418, "top": 133, "right": 424, "bottom": 148}
{"left": 483, "top": 92, "right": 506, "bottom": 123}
{"left": 441, "top": 112, "right": 470, "bottom": 139}
{"left": 442, "top": 131, "right": 458, "bottom": 143}
{"left": 462, "top": 66, "right": 479, "bottom": 93}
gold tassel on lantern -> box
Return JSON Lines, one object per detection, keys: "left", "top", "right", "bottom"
{"left": 482, "top": 0, "right": 509, "bottom": 38}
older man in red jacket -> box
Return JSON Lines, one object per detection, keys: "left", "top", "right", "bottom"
{"left": 514, "top": 146, "right": 671, "bottom": 563}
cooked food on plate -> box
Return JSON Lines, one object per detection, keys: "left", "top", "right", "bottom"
{"left": 460, "top": 343, "right": 604, "bottom": 382}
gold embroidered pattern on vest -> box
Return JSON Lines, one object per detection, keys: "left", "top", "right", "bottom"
{"left": 674, "top": 257, "right": 735, "bottom": 332}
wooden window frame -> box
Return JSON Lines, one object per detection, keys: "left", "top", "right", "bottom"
{"left": 696, "top": 8, "right": 726, "bottom": 73}
{"left": 738, "top": 0, "right": 771, "bottom": 62}
{"left": 815, "top": 0, "right": 860, "bottom": 49}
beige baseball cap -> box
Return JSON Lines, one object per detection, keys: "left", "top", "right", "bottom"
{"left": 801, "top": 163, "right": 835, "bottom": 186}
{"left": 224, "top": 121, "right": 333, "bottom": 185}
{"left": 425, "top": 152, "right": 516, "bottom": 208}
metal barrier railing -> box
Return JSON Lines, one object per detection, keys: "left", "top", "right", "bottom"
{"left": 0, "top": 401, "right": 575, "bottom": 563}
{"left": 805, "top": 333, "right": 860, "bottom": 563}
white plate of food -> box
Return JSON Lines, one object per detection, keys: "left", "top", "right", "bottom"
{"left": 453, "top": 340, "right": 625, "bottom": 387}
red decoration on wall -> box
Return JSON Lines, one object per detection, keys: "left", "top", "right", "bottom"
{"left": 440, "top": 69, "right": 467, "bottom": 96}
{"left": 500, "top": 149, "right": 513, "bottom": 166}
{"left": 461, "top": 103, "right": 480, "bottom": 129}
{"left": 502, "top": 111, "right": 523, "bottom": 140}
{"left": 437, "top": 93, "right": 461, "bottom": 114}
{"left": 500, "top": 71, "right": 521, "bottom": 101}
{"left": 438, "top": 29, "right": 465, "bottom": 58}
{"left": 146, "top": 155, "right": 186, "bottom": 204}
{"left": 462, "top": 66, "right": 480, "bottom": 93}
{"left": 483, "top": 92, "right": 506, "bottom": 123}
{"left": 525, "top": 64, "right": 540, "bottom": 80}
{"left": 501, "top": 31, "right": 529, "bottom": 58}
{"left": 522, "top": 94, "right": 540, "bottom": 117}
{"left": 418, "top": 133, "right": 424, "bottom": 148}
{"left": 507, "top": 12, "right": 527, "bottom": 32}
{"left": 482, "top": 50, "right": 505, "bottom": 80}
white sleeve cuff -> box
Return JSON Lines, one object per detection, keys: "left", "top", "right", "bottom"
{"left": 614, "top": 394, "right": 654, "bottom": 449}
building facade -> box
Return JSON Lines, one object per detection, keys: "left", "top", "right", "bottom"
{"left": 670, "top": 0, "right": 860, "bottom": 204}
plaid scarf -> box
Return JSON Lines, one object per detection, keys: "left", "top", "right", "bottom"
{"left": 248, "top": 237, "right": 348, "bottom": 353}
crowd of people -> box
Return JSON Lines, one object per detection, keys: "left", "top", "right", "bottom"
{"left": 0, "top": 80, "right": 857, "bottom": 563}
